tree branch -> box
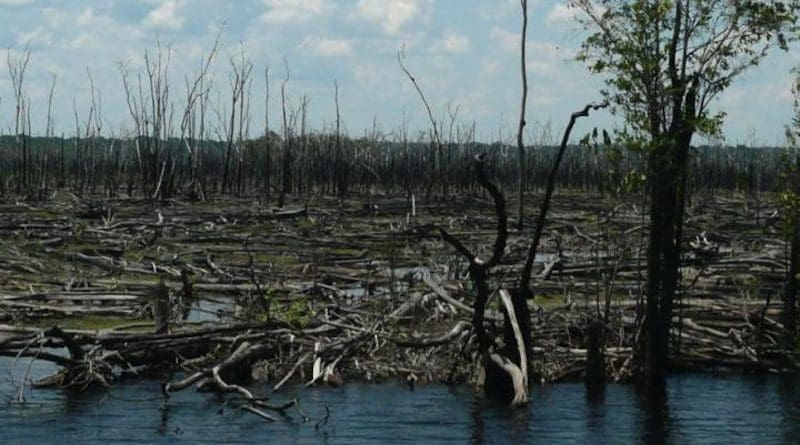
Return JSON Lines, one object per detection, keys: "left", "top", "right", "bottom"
{"left": 520, "top": 102, "right": 608, "bottom": 292}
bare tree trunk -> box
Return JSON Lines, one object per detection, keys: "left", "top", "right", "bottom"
{"left": 785, "top": 230, "right": 799, "bottom": 348}
{"left": 516, "top": 0, "right": 529, "bottom": 230}
{"left": 264, "top": 66, "right": 271, "bottom": 203}
{"left": 440, "top": 103, "right": 605, "bottom": 406}
{"left": 334, "top": 80, "right": 345, "bottom": 198}
{"left": 279, "top": 59, "right": 291, "bottom": 207}
{"left": 222, "top": 87, "right": 237, "bottom": 195}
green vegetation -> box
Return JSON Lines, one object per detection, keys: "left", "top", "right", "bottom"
{"left": 271, "top": 297, "right": 311, "bottom": 327}
{"left": 26, "top": 315, "right": 135, "bottom": 331}
{"left": 780, "top": 68, "right": 800, "bottom": 348}
{"left": 26, "top": 209, "right": 59, "bottom": 219}
{"left": 573, "top": 0, "right": 800, "bottom": 386}
{"left": 326, "top": 247, "right": 364, "bottom": 256}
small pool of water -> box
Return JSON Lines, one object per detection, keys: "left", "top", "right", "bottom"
{"left": 185, "top": 298, "right": 235, "bottom": 323}
{"left": 1, "top": 356, "right": 798, "bottom": 444}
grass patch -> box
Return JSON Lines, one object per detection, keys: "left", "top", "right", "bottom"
{"left": 272, "top": 297, "right": 310, "bottom": 327}
{"left": 26, "top": 209, "right": 59, "bottom": 219}
{"left": 26, "top": 315, "right": 135, "bottom": 331}
{"left": 326, "top": 247, "right": 364, "bottom": 256}
{"left": 121, "top": 248, "right": 146, "bottom": 262}
{"left": 295, "top": 218, "right": 317, "bottom": 231}
{"left": 534, "top": 294, "right": 568, "bottom": 308}
{"left": 231, "top": 251, "right": 298, "bottom": 266}
{"left": 246, "top": 221, "right": 280, "bottom": 233}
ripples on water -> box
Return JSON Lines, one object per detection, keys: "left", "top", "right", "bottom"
{"left": 1, "top": 356, "right": 798, "bottom": 444}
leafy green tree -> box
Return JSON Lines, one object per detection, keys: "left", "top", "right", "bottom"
{"left": 782, "top": 68, "right": 800, "bottom": 348}
{"left": 571, "top": 0, "right": 800, "bottom": 386}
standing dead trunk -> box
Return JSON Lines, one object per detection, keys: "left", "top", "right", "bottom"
{"left": 516, "top": 0, "right": 529, "bottom": 231}
{"left": 279, "top": 59, "right": 291, "bottom": 207}
{"left": 585, "top": 319, "right": 605, "bottom": 385}
{"left": 150, "top": 279, "right": 171, "bottom": 335}
{"left": 264, "top": 66, "right": 272, "bottom": 203}
{"left": 441, "top": 102, "right": 605, "bottom": 406}
{"left": 441, "top": 155, "right": 527, "bottom": 404}
{"left": 222, "top": 88, "right": 238, "bottom": 195}
{"left": 785, "top": 230, "right": 799, "bottom": 348}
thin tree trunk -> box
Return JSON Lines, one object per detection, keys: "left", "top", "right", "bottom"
{"left": 516, "top": 0, "right": 529, "bottom": 230}
{"left": 785, "top": 230, "right": 799, "bottom": 348}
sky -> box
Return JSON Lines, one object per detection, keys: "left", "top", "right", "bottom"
{"left": 0, "top": 0, "right": 797, "bottom": 145}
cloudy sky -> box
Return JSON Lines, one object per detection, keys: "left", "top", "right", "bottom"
{"left": 0, "top": 0, "right": 797, "bottom": 145}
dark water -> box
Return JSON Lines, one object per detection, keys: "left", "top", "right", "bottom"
{"left": 1, "top": 356, "right": 799, "bottom": 444}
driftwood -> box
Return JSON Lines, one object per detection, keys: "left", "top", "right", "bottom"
{"left": 0, "top": 183, "right": 798, "bottom": 421}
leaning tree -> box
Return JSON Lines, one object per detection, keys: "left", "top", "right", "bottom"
{"left": 571, "top": 0, "right": 800, "bottom": 387}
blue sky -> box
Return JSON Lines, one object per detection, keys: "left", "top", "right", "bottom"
{"left": 0, "top": 0, "right": 797, "bottom": 145}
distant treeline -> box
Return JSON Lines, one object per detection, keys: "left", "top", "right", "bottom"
{"left": 0, "top": 133, "right": 785, "bottom": 201}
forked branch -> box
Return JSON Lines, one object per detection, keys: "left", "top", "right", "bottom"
{"left": 520, "top": 101, "right": 609, "bottom": 292}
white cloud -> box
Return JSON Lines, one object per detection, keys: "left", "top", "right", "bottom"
{"left": 305, "top": 38, "right": 353, "bottom": 57}
{"left": 56, "top": 7, "right": 145, "bottom": 51}
{"left": 475, "top": 0, "right": 545, "bottom": 22}
{"left": 69, "top": 32, "right": 98, "bottom": 50}
{"left": 41, "top": 7, "right": 64, "bottom": 27}
{"left": 76, "top": 7, "right": 95, "bottom": 26}
{"left": 482, "top": 58, "right": 500, "bottom": 75}
{"left": 15, "top": 26, "right": 52, "bottom": 47}
{"left": 354, "top": 0, "right": 430, "bottom": 34}
{"left": 353, "top": 62, "right": 399, "bottom": 92}
{"left": 354, "top": 63, "right": 379, "bottom": 87}
{"left": 526, "top": 41, "right": 573, "bottom": 75}
{"left": 490, "top": 27, "right": 518, "bottom": 51}
{"left": 433, "top": 30, "right": 470, "bottom": 53}
{"left": 475, "top": 0, "right": 520, "bottom": 20}
{"left": 144, "top": 1, "right": 185, "bottom": 30}
{"left": 530, "top": 41, "right": 568, "bottom": 59}
{"left": 260, "top": 0, "right": 325, "bottom": 24}
{"left": 0, "top": 0, "right": 782, "bottom": 145}
{"left": 546, "top": 3, "right": 578, "bottom": 26}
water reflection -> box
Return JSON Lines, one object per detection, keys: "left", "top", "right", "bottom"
{"left": 2, "top": 362, "right": 799, "bottom": 444}
{"left": 468, "top": 394, "right": 485, "bottom": 445}
{"left": 62, "top": 385, "right": 108, "bottom": 418}
{"left": 469, "top": 392, "right": 531, "bottom": 445}
{"left": 584, "top": 383, "right": 607, "bottom": 437}
{"left": 158, "top": 402, "right": 170, "bottom": 435}
{"left": 636, "top": 383, "right": 676, "bottom": 445}
{"left": 777, "top": 374, "right": 800, "bottom": 444}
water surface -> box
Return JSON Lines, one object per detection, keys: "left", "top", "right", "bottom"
{"left": 1, "top": 356, "right": 798, "bottom": 444}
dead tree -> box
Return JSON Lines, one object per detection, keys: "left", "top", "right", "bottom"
{"left": 118, "top": 41, "right": 173, "bottom": 200}
{"left": 179, "top": 27, "right": 221, "bottom": 200}
{"left": 516, "top": 0, "right": 529, "bottom": 230}
{"left": 397, "top": 49, "right": 444, "bottom": 200}
{"left": 222, "top": 46, "right": 253, "bottom": 196}
{"left": 263, "top": 66, "right": 272, "bottom": 202}
{"left": 278, "top": 58, "right": 292, "bottom": 207}
{"left": 441, "top": 102, "right": 606, "bottom": 406}
{"left": 333, "top": 80, "right": 347, "bottom": 198}
{"left": 38, "top": 73, "right": 56, "bottom": 198}
{"left": 150, "top": 279, "right": 171, "bottom": 335}
{"left": 8, "top": 45, "right": 31, "bottom": 195}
